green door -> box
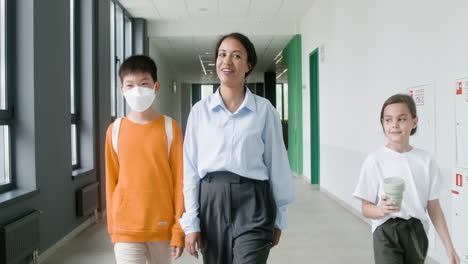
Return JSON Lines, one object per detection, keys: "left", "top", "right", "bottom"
{"left": 309, "top": 49, "right": 320, "bottom": 185}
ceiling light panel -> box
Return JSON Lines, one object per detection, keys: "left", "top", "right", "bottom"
{"left": 276, "top": 68, "right": 288, "bottom": 79}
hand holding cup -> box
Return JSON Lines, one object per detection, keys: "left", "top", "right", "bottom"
{"left": 379, "top": 195, "right": 399, "bottom": 216}
{"left": 380, "top": 177, "right": 405, "bottom": 216}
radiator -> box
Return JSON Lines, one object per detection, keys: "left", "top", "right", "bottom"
{"left": 76, "top": 181, "right": 99, "bottom": 217}
{"left": 0, "top": 211, "right": 40, "bottom": 264}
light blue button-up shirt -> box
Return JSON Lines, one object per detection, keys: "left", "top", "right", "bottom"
{"left": 180, "top": 87, "right": 295, "bottom": 234}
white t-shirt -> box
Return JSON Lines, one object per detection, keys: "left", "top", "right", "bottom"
{"left": 353, "top": 146, "right": 441, "bottom": 233}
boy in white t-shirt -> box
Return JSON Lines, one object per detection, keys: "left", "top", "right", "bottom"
{"left": 353, "top": 94, "right": 459, "bottom": 264}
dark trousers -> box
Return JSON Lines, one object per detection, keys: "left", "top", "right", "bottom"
{"left": 373, "top": 218, "right": 428, "bottom": 264}
{"left": 199, "top": 171, "right": 277, "bottom": 264}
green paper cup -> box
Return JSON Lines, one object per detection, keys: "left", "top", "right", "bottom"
{"left": 383, "top": 177, "right": 405, "bottom": 211}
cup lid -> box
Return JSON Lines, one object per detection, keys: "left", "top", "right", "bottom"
{"left": 383, "top": 177, "right": 405, "bottom": 185}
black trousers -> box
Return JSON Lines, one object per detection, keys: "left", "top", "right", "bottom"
{"left": 373, "top": 218, "right": 428, "bottom": 264}
{"left": 199, "top": 171, "right": 277, "bottom": 264}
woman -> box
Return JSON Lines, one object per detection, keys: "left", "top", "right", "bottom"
{"left": 180, "top": 32, "right": 295, "bottom": 264}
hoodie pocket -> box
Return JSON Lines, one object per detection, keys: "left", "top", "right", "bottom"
{"left": 113, "top": 190, "right": 174, "bottom": 232}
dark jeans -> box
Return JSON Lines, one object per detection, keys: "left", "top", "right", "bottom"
{"left": 199, "top": 171, "right": 277, "bottom": 264}
{"left": 373, "top": 217, "right": 428, "bottom": 264}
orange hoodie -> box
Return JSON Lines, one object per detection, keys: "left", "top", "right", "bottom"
{"left": 105, "top": 116, "right": 185, "bottom": 247}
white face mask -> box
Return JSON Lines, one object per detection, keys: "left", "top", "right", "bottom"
{"left": 123, "top": 86, "right": 156, "bottom": 112}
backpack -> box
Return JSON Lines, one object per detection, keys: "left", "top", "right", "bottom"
{"left": 111, "top": 115, "right": 173, "bottom": 158}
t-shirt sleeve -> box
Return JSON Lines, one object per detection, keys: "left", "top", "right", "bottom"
{"left": 428, "top": 158, "right": 441, "bottom": 201}
{"left": 353, "top": 156, "right": 380, "bottom": 204}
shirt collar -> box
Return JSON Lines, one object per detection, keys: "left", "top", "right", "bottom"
{"left": 208, "top": 87, "right": 256, "bottom": 113}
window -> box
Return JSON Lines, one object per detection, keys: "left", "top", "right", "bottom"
{"left": 70, "top": 0, "right": 80, "bottom": 170}
{"left": 0, "top": 0, "right": 12, "bottom": 192}
{"left": 0, "top": 0, "right": 4, "bottom": 111}
{"left": 283, "top": 83, "right": 288, "bottom": 120}
{"left": 115, "top": 4, "right": 124, "bottom": 118}
{"left": 110, "top": 1, "right": 116, "bottom": 117}
{"left": 124, "top": 16, "right": 132, "bottom": 59}
{"left": 70, "top": 0, "right": 96, "bottom": 176}
{"left": 123, "top": 14, "right": 132, "bottom": 114}
{"left": 275, "top": 83, "right": 288, "bottom": 121}
{"left": 201, "top": 85, "right": 214, "bottom": 100}
{"left": 276, "top": 84, "right": 282, "bottom": 119}
{"left": 111, "top": 1, "right": 133, "bottom": 119}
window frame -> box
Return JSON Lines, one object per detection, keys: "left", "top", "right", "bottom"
{"left": 110, "top": 0, "right": 116, "bottom": 119}
{"left": 124, "top": 15, "right": 132, "bottom": 60}
{"left": 70, "top": 0, "right": 98, "bottom": 179}
{"left": 201, "top": 84, "right": 214, "bottom": 100}
{"left": 111, "top": 0, "right": 133, "bottom": 120}
{"left": 276, "top": 83, "right": 283, "bottom": 120}
{"left": 275, "top": 83, "right": 288, "bottom": 121}
{"left": 0, "top": 0, "right": 14, "bottom": 193}
{"left": 283, "top": 83, "right": 288, "bottom": 121}
{"left": 70, "top": 0, "right": 81, "bottom": 171}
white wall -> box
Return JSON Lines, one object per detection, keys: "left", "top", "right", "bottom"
{"left": 300, "top": 0, "right": 468, "bottom": 262}
{"left": 149, "top": 44, "right": 183, "bottom": 124}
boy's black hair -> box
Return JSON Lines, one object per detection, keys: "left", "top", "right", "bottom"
{"left": 214, "top": 32, "right": 257, "bottom": 78}
{"left": 119, "top": 55, "right": 158, "bottom": 83}
{"left": 380, "top": 94, "right": 418, "bottom": 135}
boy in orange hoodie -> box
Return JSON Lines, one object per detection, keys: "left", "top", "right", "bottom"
{"left": 105, "top": 55, "right": 184, "bottom": 264}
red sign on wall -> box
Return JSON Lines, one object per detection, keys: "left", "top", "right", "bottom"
{"left": 456, "top": 173, "right": 463, "bottom": 187}
{"left": 456, "top": 82, "right": 463, "bottom": 95}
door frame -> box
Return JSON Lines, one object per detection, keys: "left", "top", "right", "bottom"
{"left": 309, "top": 49, "right": 320, "bottom": 185}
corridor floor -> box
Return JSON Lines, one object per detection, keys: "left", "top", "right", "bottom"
{"left": 42, "top": 177, "right": 438, "bottom": 264}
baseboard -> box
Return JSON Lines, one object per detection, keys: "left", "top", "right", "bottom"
{"left": 291, "top": 171, "right": 306, "bottom": 181}
{"left": 318, "top": 185, "right": 371, "bottom": 226}
{"left": 37, "top": 212, "right": 103, "bottom": 263}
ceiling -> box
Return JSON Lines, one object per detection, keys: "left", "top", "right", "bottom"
{"left": 118, "top": 0, "right": 316, "bottom": 83}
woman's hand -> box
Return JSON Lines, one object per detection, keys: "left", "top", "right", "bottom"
{"left": 271, "top": 228, "right": 282, "bottom": 248}
{"left": 378, "top": 195, "right": 399, "bottom": 217}
{"left": 171, "top": 246, "right": 184, "bottom": 260}
{"left": 185, "top": 232, "right": 202, "bottom": 258}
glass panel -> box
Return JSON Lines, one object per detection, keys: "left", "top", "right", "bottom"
{"left": 283, "top": 83, "right": 289, "bottom": 121}
{"left": 201, "top": 85, "right": 213, "bottom": 100}
{"left": 116, "top": 5, "right": 125, "bottom": 117}
{"left": 0, "top": 125, "right": 10, "bottom": 185}
{"left": 0, "top": 0, "right": 6, "bottom": 110}
{"left": 116, "top": 84, "right": 125, "bottom": 117}
{"left": 124, "top": 16, "right": 132, "bottom": 59}
{"left": 70, "top": 0, "right": 76, "bottom": 114}
{"left": 71, "top": 124, "right": 78, "bottom": 166}
{"left": 276, "top": 83, "right": 283, "bottom": 119}
{"left": 110, "top": 1, "right": 116, "bottom": 116}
